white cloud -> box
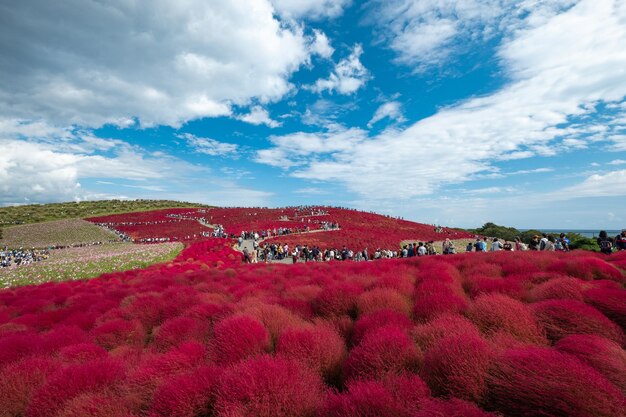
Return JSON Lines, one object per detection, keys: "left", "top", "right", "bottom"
{"left": 294, "top": 187, "right": 329, "bottom": 195}
{"left": 0, "top": 0, "right": 320, "bottom": 128}
{"left": 550, "top": 169, "right": 626, "bottom": 199}
{"left": 368, "top": 101, "right": 406, "bottom": 127}
{"left": 236, "top": 106, "right": 282, "bottom": 128}
{"left": 369, "top": 0, "right": 579, "bottom": 71}
{"left": 464, "top": 186, "right": 517, "bottom": 195}
{"left": 255, "top": 127, "right": 367, "bottom": 168}
{"left": 309, "top": 30, "right": 334, "bottom": 59}
{"left": 180, "top": 133, "right": 239, "bottom": 157}
{"left": 271, "top": 0, "right": 351, "bottom": 20}
{"left": 608, "top": 159, "right": 626, "bottom": 165}
{"left": 0, "top": 137, "right": 193, "bottom": 205}
{"left": 258, "top": 0, "right": 626, "bottom": 201}
{"left": 310, "top": 45, "right": 370, "bottom": 94}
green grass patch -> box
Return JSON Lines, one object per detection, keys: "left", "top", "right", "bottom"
{"left": 0, "top": 242, "right": 183, "bottom": 288}
{"left": 0, "top": 219, "right": 121, "bottom": 249}
{"left": 0, "top": 199, "right": 209, "bottom": 229}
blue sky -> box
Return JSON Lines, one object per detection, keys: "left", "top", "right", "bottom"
{"left": 1, "top": 0, "right": 626, "bottom": 229}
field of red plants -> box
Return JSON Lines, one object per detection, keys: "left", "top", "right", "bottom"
{"left": 86, "top": 209, "right": 212, "bottom": 242}
{"left": 86, "top": 206, "right": 472, "bottom": 250}
{"left": 1, "top": 230, "right": 625, "bottom": 417}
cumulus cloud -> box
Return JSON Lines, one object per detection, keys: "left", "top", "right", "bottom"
{"left": 367, "top": 101, "right": 406, "bottom": 127}
{"left": 258, "top": 0, "right": 626, "bottom": 200}
{"left": 271, "top": 0, "right": 352, "bottom": 20}
{"left": 550, "top": 169, "right": 626, "bottom": 199}
{"left": 0, "top": 0, "right": 321, "bottom": 128}
{"left": 0, "top": 137, "right": 190, "bottom": 205}
{"left": 180, "top": 133, "right": 239, "bottom": 157}
{"left": 255, "top": 127, "right": 367, "bottom": 168}
{"left": 236, "top": 106, "right": 282, "bottom": 128}
{"left": 310, "top": 45, "right": 370, "bottom": 94}
{"left": 368, "top": 0, "right": 579, "bottom": 71}
{"left": 309, "top": 30, "right": 335, "bottom": 59}
{"left": 608, "top": 159, "right": 626, "bottom": 165}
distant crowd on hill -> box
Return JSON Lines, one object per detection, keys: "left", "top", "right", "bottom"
{"left": 0, "top": 247, "right": 49, "bottom": 268}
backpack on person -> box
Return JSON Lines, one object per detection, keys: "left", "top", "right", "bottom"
{"left": 599, "top": 239, "right": 613, "bottom": 254}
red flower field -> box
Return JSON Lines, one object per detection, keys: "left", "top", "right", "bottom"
{"left": 1, "top": 208, "right": 626, "bottom": 417}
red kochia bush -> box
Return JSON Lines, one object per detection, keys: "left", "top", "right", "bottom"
{"left": 211, "top": 315, "right": 270, "bottom": 365}
{"left": 26, "top": 358, "right": 126, "bottom": 417}
{"left": 315, "top": 282, "right": 363, "bottom": 318}
{"left": 528, "top": 277, "right": 587, "bottom": 302}
{"left": 152, "top": 317, "right": 210, "bottom": 352}
{"left": 355, "top": 288, "right": 412, "bottom": 317}
{"left": 58, "top": 343, "right": 108, "bottom": 364}
{"left": 414, "top": 398, "right": 497, "bottom": 417}
{"left": 547, "top": 256, "right": 625, "bottom": 282}
{"left": 0, "top": 357, "right": 58, "bottom": 417}
{"left": 584, "top": 288, "right": 626, "bottom": 331}
{"left": 556, "top": 334, "right": 626, "bottom": 393}
{"left": 56, "top": 392, "right": 131, "bottom": 417}
{"left": 532, "top": 300, "right": 624, "bottom": 345}
{"left": 486, "top": 347, "right": 626, "bottom": 417}
{"left": 92, "top": 319, "right": 145, "bottom": 350}
{"left": 422, "top": 333, "right": 493, "bottom": 402}
{"left": 276, "top": 324, "right": 346, "bottom": 381}
{"left": 149, "top": 366, "right": 222, "bottom": 417}
{"left": 319, "top": 374, "right": 430, "bottom": 417}
{"left": 351, "top": 309, "right": 413, "bottom": 346}
{"left": 214, "top": 355, "right": 324, "bottom": 417}
{"left": 343, "top": 326, "right": 422, "bottom": 381}
{"left": 413, "top": 281, "right": 469, "bottom": 323}
{"left": 468, "top": 294, "right": 545, "bottom": 345}
{"left": 412, "top": 313, "right": 481, "bottom": 351}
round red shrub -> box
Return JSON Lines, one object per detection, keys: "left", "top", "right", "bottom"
{"left": 584, "top": 288, "right": 626, "bottom": 331}
{"left": 149, "top": 366, "right": 222, "bottom": 417}
{"left": 351, "top": 309, "right": 412, "bottom": 346}
{"left": 532, "top": 300, "right": 624, "bottom": 345}
{"left": 56, "top": 392, "right": 131, "bottom": 417}
{"left": 528, "top": 277, "right": 587, "bottom": 302}
{"left": 422, "top": 333, "right": 493, "bottom": 402}
{"left": 356, "top": 288, "right": 412, "bottom": 317}
{"left": 315, "top": 282, "right": 363, "bottom": 318}
{"left": 58, "top": 343, "right": 108, "bottom": 364}
{"left": 414, "top": 398, "right": 497, "bottom": 417}
{"left": 320, "top": 374, "right": 430, "bottom": 417}
{"left": 413, "top": 281, "right": 469, "bottom": 323}
{"left": 152, "top": 317, "right": 209, "bottom": 352}
{"left": 468, "top": 294, "right": 546, "bottom": 345}
{"left": 464, "top": 276, "right": 525, "bottom": 300}
{"left": 214, "top": 355, "right": 324, "bottom": 417}
{"left": 556, "top": 334, "right": 626, "bottom": 393}
{"left": 0, "top": 357, "right": 58, "bottom": 417}
{"left": 240, "top": 303, "right": 307, "bottom": 342}
{"left": 26, "top": 358, "right": 126, "bottom": 417}
{"left": 411, "top": 313, "right": 481, "bottom": 351}
{"left": 0, "top": 331, "right": 43, "bottom": 367}
{"left": 547, "top": 257, "right": 624, "bottom": 282}
{"left": 486, "top": 347, "right": 626, "bottom": 417}
{"left": 343, "top": 326, "right": 422, "bottom": 381}
{"left": 92, "top": 319, "right": 146, "bottom": 350}
{"left": 211, "top": 315, "right": 270, "bottom": 365}
{"left": 124, "top": 342, "right": 208, "bottom": 411}
{"left": 276, "top": 324, "right": 346, "bottom": 381}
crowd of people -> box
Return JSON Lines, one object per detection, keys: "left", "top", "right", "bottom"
{"left": 239, "top": 229, "right": 626, "bottom": 264}
{"left": 598, "top": 230, "right": 626, "bottom": 254}
{"left": 1, "top": 247, "right": 50, "bottom": 268}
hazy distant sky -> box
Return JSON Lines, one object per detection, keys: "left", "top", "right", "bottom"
{"left": 1, "top": 0, "right": 625, "bottom": 228}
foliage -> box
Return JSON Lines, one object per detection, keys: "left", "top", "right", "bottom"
{"left": 470, "top": 222, "right": 521, "bottom": 242}
{"left": 0, "top": 210, "right": 625, "bottom": 417}
{"left": 0, "top": 219, "right": 119, "bottom": 249}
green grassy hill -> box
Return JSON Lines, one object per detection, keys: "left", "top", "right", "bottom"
{"left": 0, "top": 200, "right": 209, "bottom": 239}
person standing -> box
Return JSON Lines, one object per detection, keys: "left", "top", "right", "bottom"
{"left": 597, "top": 230, "right": 614, "bottom": 255}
